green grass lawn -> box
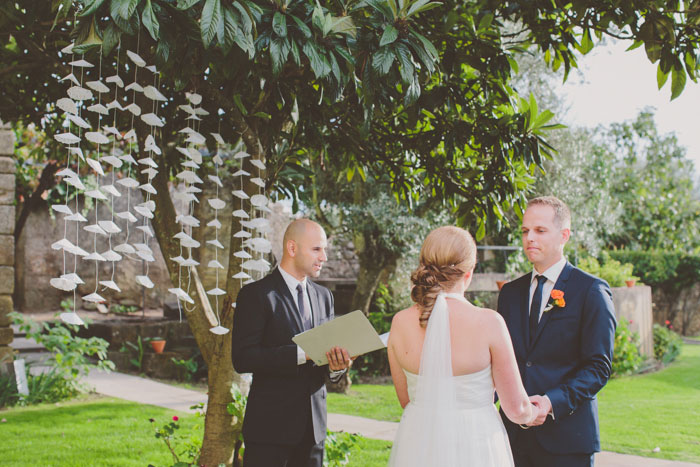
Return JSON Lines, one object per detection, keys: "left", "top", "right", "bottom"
{"left": 330, "top": 344, "right": 700, "bottom": 464}
{"left": 0, "top": 395, "right": 200, "bottom": 467}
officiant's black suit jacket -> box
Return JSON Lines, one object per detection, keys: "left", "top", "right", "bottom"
{"left": 232, "top": 267, "right": 334, "bottom": 446}
{"left": 497, "top": 262, "right": 617, "bottom": 455}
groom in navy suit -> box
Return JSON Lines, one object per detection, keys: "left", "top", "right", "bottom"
{"left": 497, "top": 196, "right": 617, "bottom": 467}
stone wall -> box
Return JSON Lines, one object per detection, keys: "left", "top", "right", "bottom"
{"left": 0, "top": 124, "right": 15, "bottom": 363}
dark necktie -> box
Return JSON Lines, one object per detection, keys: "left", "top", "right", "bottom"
{"left": 297, "top": 283, "right": 312, "bottom": 330}
{"left": 529, "top": 275, "right": 547, "bottom": 344}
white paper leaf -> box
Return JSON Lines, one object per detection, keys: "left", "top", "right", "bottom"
{"left": 179, "top": 126, "right": 195, "bottom": 134}
{"left": 234, "top": 151, "right": 250, "bottom": 159}
{"left": 233, "top": 271, "right": 251, "bottom": 279}
{"left": 123, "top": 129, "right": 137, "bottom": 141}
{"left": 209, "top": 325, "right": 230, "bottom": 335}
{"left": 232, "top": 169, "right": 250, "bottom": 177}
{"left": 232, "top": 190, "right": 249, "bottom": 200}
{"left": 57, "top": 167, "right": 79, "bottom": 178}
{"left": 138, "top": 157, "right": 158, "bottom": 168}
{"left": 69, "top": 59, "right": 94, "bottom": 68}
{"left": 98, "top": 220, "right": 121, "bottom": 234}
{"left": 57, "top": 97, "right": 78, "bottom": 115}
{"left": 185, "top": 132, "right": 206, "bottom": 145}
{"left": 142, "top": 167, "right": 158, "bottom": 179}
{"left": 61, "top": 273, "right": 84, "bottom": 285}
{"left": 143, "top": 85, "right": 167, "bottom": 101}
{"left": 134, "top": 205, "right": 154, "bottom": 219}
{"left": 208, "top": 260, "right": 224, "bottom": 269}
{"left": 139, "top": 200, "right": 156, "bottom": 212}
{"left": 141, "top": 113, "right": 164, "bottom": 127}
{"left": 61, "top": 73, "right": 81, "bottom": 86}
{"left": 85, "top": 189, "right": 108, "bottom": 201}
{"left": 179, "top": 235, "right": 200, "bottom": 248}
{"left": 232, "top": 209, "right": 249, "bottom": 218}
{"left": 67, "top": 147, "right": 84, "bottom": 160}
{"left": 250, "top": 194, "right": 269, "bottom": 207}
{"left": 233, "top": 230, "right": 252, "bottom": 238}
{"left": 207, "top": 198, "right": 226, "bottom": 210}
{"left": 99, "top": 280, "right": 121, "bottom": 292}
{"left": 146, "top": 65, "right": 158, "bottom": 73}
{"left": 85, "top": 132, "right": 110, "bottom": 145}
{"left": 65, "top": 212, "right": 88, "bottom": 223}
{"left": 171, "top": 256, "right": 185, "bottom": 265}
{"left": 83, "top": 292, "right": 106, "bottom": 303}
{"left": 100, "top": 156, "right": 122, "bottom": 168}
{"left": 168, "top": 287, "right": 194, "bottom": 304}
{"left": 244, "top": 237, "right": 273, "bottom": 254}
{"left": 125, "top": 103, "right": 141, "bottom": 116}
{"left": 176, "top": 192, "right": 199, "bottom": 204}
{"left": 51, "top": 204, "right": 73, "bottom": 215}
{"left": 194, "top": 107, "right": 210, "bottom": 116}
{"left": 55, "top": 132, "right": 80, "bottom": 145}
{"left": 101, "top": 250, "right": 122, "bottom": 262}
{"left": 206, "top": 239, "right": 224, "bottom": 249}
{"left": 234, "top": 250, "right": 252, "bottom": 259}
{"left": 50, "top": 277, "right": 77, "bottom": 291}
{"left": 176, "top": 170, "right": 203, "bottom": 184}
{"left": 105, "top": 75, "right": 124, "bottom": 87}
{"left": 182, "top": 161, "right": 199, "bottom": 169}
{"left": 51, "top": 238, "right": 74, "bottom": 251}
{"left": 136, "top": 275, "right": 155, "bottom": 289}
{"left": 114, "top": 243, "right": 137, "bottom": 254}
{"left": 84, "top": 251, "right": 107, "bottom": 261}
{"left": 125, "top": 82, "right": 144, "bottom": 93}
{"left": 101, "top": 185, "right": 121, "bottom": 197}
{"left": 126, "top": 50, "right": 146, "bottom": 67}
{"left": 84, "top": 223, "right": 108, "bottom": 236}
{"left": 60, "top": 43, "right": 74, "bottom": 54}
{"left": 251, "top": 177, "right": 266, "bottom": 188}
{"left": 64, "top": 177, "right": 86, "bottom": 190}
{"left": 134, "top": 243, "right": 152, "bottom": 254}
{"left": 241, "top": 218, "right": 270, "bottom": 229}
{"left": 242, "top": 258, "right": 271, "bottom": 273}
{"left": 207, "top": 219, "right": 222, "bottom": 229}
{"left": 186, "top": 92, "right": 202, "bottom": 105}
{"left": 181, "top": 257, "right": 199, "bottom": 267}
{"left": 144, "top": 135, "right": 162, "bottom": 155}
{"left": 84, "top": 159, "right": 104, "bottom": 177}
{"left": 136, "top": 225, "right": 154, "bottom": 237}
{"left": 213, "top": 154, "right": 224, "bottom": 165}
{"left": 176, "top": 215, "right": 200, "bottom": 227}
{"left": 67, "top": 86, "right": 93, "bottom": 101}
{"left": 139, "top": 183, "right": 157, "bottom": 195}
{"left": 250, "top": 159, "right": 266, "bottom": 170}
{"left": 67, "top": 114, "right": 91, "bottom": 129}
{"left": 106, "top": 100, "right": 124, "bottom": 111}
{"left": 115, "top": 211, "right": 138, "bottom": 223}
{"left": 207, "top": 287, "right": 226, "bottom": 296}
{"left": 103, "top": 126, "right": 120, "bottom": 137}
{"left": 211, "top": 133, "right": 225, "bottom": 145}
{"left": 87, "top": 103, "right": 109, "bottom": 115}
{"left": 60, "top": 312, "right": 85, "bottom": 325}
{"left": 208, "top": 175, "right": 223, "bottom": 187}
{"left": 86, "top": 80, "right": 110, "bottom": 93}
{"left": 136, "top": 250, "right": 155, "bottom": 262}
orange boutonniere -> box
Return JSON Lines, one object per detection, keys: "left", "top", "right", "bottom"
{"left": 543, "top": 289, "right": 565, "bottom": 312}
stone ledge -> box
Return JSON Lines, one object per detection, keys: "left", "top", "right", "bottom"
{"left": 0, "top": 132, "right": 15, "bottom": 157}
{"left": 0, "top": 267, "right": 14, "bottom": 295}
{"left": 0, "top": 235, "right": 14, "bottom": 266}
{"left": 0, "top": 206, "right": 14, "bottom": 235}
{"left": 0, "top": 174, "right": 14, "bottom": 204}
{"left": 0, "top": 157, "right": 15, "bottom": 174}
{"left": 0, "top": 327, "right": 13, "bottom": 346}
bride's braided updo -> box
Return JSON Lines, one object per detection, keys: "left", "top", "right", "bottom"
{"left": 411, "top": 226, "right": 477, "bottom": 327}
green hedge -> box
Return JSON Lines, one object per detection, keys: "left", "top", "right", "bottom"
{"left": 607, "top": 250, "right": 700, "bottom": 291}
{"left": 653, "top": 324, "right": 683, "bottom": 364}
{"left": 612, "top": 318, "right": 643, "bottom": 377}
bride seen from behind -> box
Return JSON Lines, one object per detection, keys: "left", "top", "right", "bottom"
{"left": 387, "top": 226, "right": 537, "bottom": 466}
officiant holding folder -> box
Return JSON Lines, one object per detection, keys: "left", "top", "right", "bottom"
{"left": 232, "top": 219, "right": 352, "bottom": 467}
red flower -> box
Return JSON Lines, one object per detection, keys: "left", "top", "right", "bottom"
{"left": 665, "top": 320, "right": 671, "bottom": 325}
{"left": 172, "top": 416, "right": 179, "bottom": 422}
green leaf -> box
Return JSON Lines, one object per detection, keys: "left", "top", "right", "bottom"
{"left": 394, "top": 42, "right": 414, "bottom": 84}
{"left": 532, "top": 109, "right": 554, "bottom": 130}
{"left": 176, "top": 0, "right": 201, "bottom": 9}
{"left": 372, "top": 45, "right": 395, "bottom": 75}
{"left": 670, "top": 66, "right": 686, "bottom": 100}
{"left": 142, "top": 0, "right": 159, "bottom": 40}
{"left": 625, "top": 40, "right": 643, "bottom": 51}
{"left": 291, "top": 15, "right": 311, "bottom": 38}
{"left": 379, "top": 25, "right": 398, "bottom": 46}
{"left": 408, "top": 27, "right": 438, "bottom": 61}
{"left": 101, "top": 22, "right": 121, "bottom": 56}
{"left": 476, "top": 12, "right": 494, "bottom": 32}
{"left": 111, "top": 0, "right": 140, "bottom": 21}
{"left": 475, "top": 218, "right": 485, "bottom": 241}
{"left": 657, "top": 64, "right": 669, "bottom": 89}
{"left": 290, "top": 39, "right": 301, "bottom": 65}
{"left": 404, "top": 74, "right": 421, "bottom": 106}
{"left": 253, "top": 112, "right": 271, "bottom": 120}
{"left": 303, "top": 42, "right": 330, "bottom": 78}
{"left": 233, "top": 94, "right": 248, "bottom": 115}
{"left": 79, "top": 0, "right": 107, "bottom": 17}
{"left": 201, "top": 0, "right": 222, "bottom": 47}
{"left": 273, "top": 11, "right": 287, "bottom": 37}
{"left": 579, "top": 28, "right": 593, "bottom": 55}
{"left": 407, "top": 0, "right": 441, "bottom": 17}
{"left": 270, "top": 38, "right": 289, "bottom": 74}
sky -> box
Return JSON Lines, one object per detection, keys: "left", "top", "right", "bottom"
{"left": 555, "top": 40, "right": 700, "bottom": 168}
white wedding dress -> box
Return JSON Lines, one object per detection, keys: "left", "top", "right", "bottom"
{"left": 388, "top": 293, "right": 514, "bottom": 467}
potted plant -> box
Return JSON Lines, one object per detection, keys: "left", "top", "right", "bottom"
{"left": 625, "top": 278, "right": 637, "bottom": 288}
{"left": 150, "top": 337, "right": 166, "bottom": 354}
{"left": 496, "top": 280, "right": 507, "bottom": 290}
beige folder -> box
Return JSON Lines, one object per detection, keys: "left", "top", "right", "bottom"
{"left": 292, "top": 310, "right": 387, "bottom": 366}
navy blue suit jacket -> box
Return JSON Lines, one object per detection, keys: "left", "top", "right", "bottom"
{"left": 232, "top": 268, "right": 335, "bottom": 445}
{"left": 497, "top": 262, "right": 617, "bottom": 455}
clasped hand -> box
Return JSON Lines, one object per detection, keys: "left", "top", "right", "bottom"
{"left": 325, "top": 346, "right": 353, "bottom": 371}
{"left": 525, "top": 394, "right": 552, "bottom": 426}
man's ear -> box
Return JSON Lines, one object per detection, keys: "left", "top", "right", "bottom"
{"left": 286, "top": 239, "right": 297, "bottom": 257}
{"left": 561, "top": 228, "right": 571, "bottom": 244}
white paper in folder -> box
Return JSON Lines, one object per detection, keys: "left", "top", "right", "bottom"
{"left": 292, "top": 310, "right": 386, "bottom": 366}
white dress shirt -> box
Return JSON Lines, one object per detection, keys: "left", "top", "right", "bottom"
{"left": 278, "top": 266, "right": 313, "bottom": 365}
{"left": 528, "top": 256, "right": 567, "bottom": 323}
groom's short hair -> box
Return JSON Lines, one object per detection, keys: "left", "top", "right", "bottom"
{"left": 527, "top": 196, "right": 571, "bottom": 230}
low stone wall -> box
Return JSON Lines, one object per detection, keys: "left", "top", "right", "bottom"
{"left": 0, "top": 125, "right": 15, "bottom": 363}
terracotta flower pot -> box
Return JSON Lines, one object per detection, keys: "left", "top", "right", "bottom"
{"left": 150, "top": 339, "right": 166, "bottom": 354}
{"left": 625, "top": 279, "right": 636, "bottom": 288}
{"left": 496, "top": 280, "right": 507, "bottom": 290}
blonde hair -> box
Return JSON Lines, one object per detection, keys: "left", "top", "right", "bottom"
{"left": 527, "top": 196, "right": 571, "bottom": 229}
{"left": 411, "top": 226, "right": 477, "bottom": 328}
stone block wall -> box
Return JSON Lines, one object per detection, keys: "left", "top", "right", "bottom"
{"left": 0, "top": 125, "right": 15, "bottom": 363}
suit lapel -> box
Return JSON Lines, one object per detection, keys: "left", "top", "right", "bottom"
{"left": 272, "top": 268, "right": 305, "bottom": 334}
{"left": 530, "top": 262, "right": 573, "bottom": 350}
{"left": 517, "top": 277, "right": 531, "bottom": 355}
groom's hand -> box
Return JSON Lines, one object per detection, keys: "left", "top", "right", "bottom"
{"left": 527, "top": 395, "right": 552, "bottom": 426}
{"left": 326, "top": 346, "right": 353, "bottom": 371}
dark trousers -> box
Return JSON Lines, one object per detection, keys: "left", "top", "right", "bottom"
{"left": 512, "top": 428, "right": 594, "bottom": 467}
{"left": 243, "top": 415, "right": 324, "bottom": 467}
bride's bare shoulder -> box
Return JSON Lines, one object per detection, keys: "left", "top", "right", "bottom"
{"left": 469, "top": 306, "right": 507, "bottom": 329}
{"left": 391, "top": 305, "right": 420, "bottom": 328}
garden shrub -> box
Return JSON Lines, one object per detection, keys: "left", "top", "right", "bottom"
{"left": 578, "top": 253, "right": 638, "bottom": 287}
{"left": 612, "top": 318, "right": 643, "bottom": 377}
{"left": 324, "top": 430, "right": 361, "bottom": 467}
{"left": 653, "top": 324, "right": 683, "bottom": 364}
{"left": 0, "top": 373, "right": 21, "bottom": 408}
